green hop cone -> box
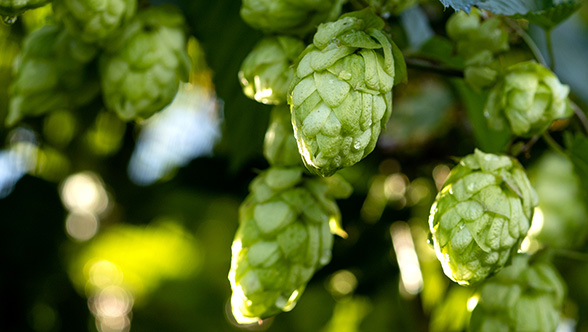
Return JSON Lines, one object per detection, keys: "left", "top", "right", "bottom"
{"left": 264, "top": 105, "right": 302, "bottom": 167}
{"left": 99, "top": 5, "right": 190, "bottom": 121}
{"left": 428, "top": 149, "right": 538, "bottom": 285}
{"left": 485, "top": 61, "right": 571, "bottom": 137}
{"left": 470, "top": 254, "right": 565, "bottom": 332}
{"left": 529, "top": 152, "right": 588, "bottom": 248}
{"left": 229, "top": 166, "right": 352, "bottom": 324}
{"left": 446, "top": 9, "right": 509, "bottom": 90}
{"left": 240, "top": 0, "right": 344, "bottom": 36}
{"left": 0, "top": 0, "right": 49, "bottom": 16}
{"left": 53, "top": 0, "right": 137, "bottom": 43}
{"left": 288, "top": 9, "right": 406, "bottom": 177}
{"left": 7, "top": 25, "right": 99, "bottom": 126}
{"left": 239, "top": 36, "right": 305, "bottom": 105}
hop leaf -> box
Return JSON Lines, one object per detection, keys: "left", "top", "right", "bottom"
{"left": 0, "top": 0, "right": 50, "bottom": 16}
{"left": 470, "top": 254, "right": 565, "bottom": 332}
{"left": 7, "top": 25, "right": 99, "bottom": 126}
{"left": 428, "top": 149, "right": 538, "bottom": 285}
{"left": 264, "top": 105, "right": 303, "bottom": 167}
{"left": 53, "top": 0, "right": 137, "bottom": 43}
{"left": 99, "top": 5, "right": 190, "bottom": 121}
{"left": 288, "top": 9, "right": 405, "bottom": 177}
{"left": 228, "top": 166, "right": 351, "bottom": 324}
{"left": 239, "top": 36, "right": 305, "bottom": 105}
{"left": 240, "top": 0, "right": 345, "bottom": 36}
{"left": 485, "top": 61, "right": 571, "bottom": 137}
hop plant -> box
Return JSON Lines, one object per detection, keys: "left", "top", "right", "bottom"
{"left": 52, "top": 0, "right": 137, "bottom": 43}
{"left": 485, "top": 61, "right": 571, "bottom": 137}
{"left": 7, "top": 25, "right": 99, "bottom": 126}
{"left": 470, "top": 254, "right": 565, "bottom": 332}
{"left": 288, "top": 9, "right": 406, "bottom": 177}
{"left": 264, "top": 105, "right": 302, "bottom": 167}
{"left": 428, "top": 149, "right": 538, "bottom": 285}
{"left": 529, "top": 152, "right": 588, "bottom": 248}
{"left": 99, "top": 5, "right": 190, "bottom": 121}
{"left": 446, "top": 8, "right": 509, "bottom": 90}
{"left": 239, "top": 36, "right": 305, "bottom": 105}
{"left": 240, "top": 0, "right": 344, "bottom": 36}
{"left": 0, "top": 0, "right": 49, "bottom": 16}
{"left": 229, "top": 167, "right": 352, "bottom": 324}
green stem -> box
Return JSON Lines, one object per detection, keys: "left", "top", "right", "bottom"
{"left": 404, "top": 58, "right": 464, "bottom": 78}
{"left": 542, "top": 132, "right": 566, "bottom": 156}
{"left": 507, "top": 20, "right": 548, "bottom": 67}
{"left": 554, "top": 249, "right": 588, "bottom": 263}
{"left": 545, "top": 30, "right": 555, "bottom": 70}
{"left": 571, "top": 100, "right": 588, "bottom": 135}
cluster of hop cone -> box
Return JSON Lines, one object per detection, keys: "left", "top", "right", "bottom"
{"left": 231, "top": 0, "right": 572, "bottom": 330}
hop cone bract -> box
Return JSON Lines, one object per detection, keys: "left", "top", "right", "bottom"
{"left": 288, "top": 9, "right": 405, "bottom": 177}
{"left": 470, "top": 254, "right": 565, "bottom": 332}
{"left": 229, "top": 167, "right": 352, "bottom": 324}
{"left": 53, "top": 0, "right": 137, "bottom": 43}
{"left": 485, "top": 61, "right": 571, "bottom": 137}
{"left": 446, "top": 8, "right": 509, "bottom": 90}
{"left": 0, "top": 0, "right": 49, "bottom": 16}
{"left": 99, "top": 5, "right": 190, "bottom": 121}
{"left": 7, "top": 25, "right": 99, "bottom": 126}
{"left": 240, "top": 0, "right": 344, "bottom": 36}
{"left": 264, "top": 105, "right": 302, "bottom": 167}
{"left": 428, "top": 149, "right": 538, "bottom": 285}
{"left": 239, "top": 36, "right": 305, "bottom": 105}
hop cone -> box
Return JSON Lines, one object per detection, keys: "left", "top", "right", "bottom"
{"left": 288, "top": 9, "right": 405, "bottom": 177}
{"left": 446, "top": 9, "right": 509, "bottom": 90}
{"left": 240, "top": 0, "right": 344, "bottom": 36}
{"left": 229, "top": 167, "right": 352, "bottom": 324}
{"left": 53, "top": 0, "right": 137, "bottom": 43}
{"left": 239, "top": 36, "right": 305, "bottom": 105}
{"left": 7, "top": 25, "right": 99, "bottom": 126}
{"left": 0, "top": 0, "right": 49, "bottom": 16}
{"left": 529, "top": 152, "right": 588, "bottom": 248}
{"left": 428, "top": 149, "right": 538, "bottom": 285}
{"left": 470, "top": 254, "right": 565, "bottom": 332}
{"left": 264, "top": 105, "right": 302, "bottom": 167}
{"left": 99, "top": 5, "right": 190, "bottom": 121}
{"left": 485, "top": 61, "right": 571, "bottom": 137}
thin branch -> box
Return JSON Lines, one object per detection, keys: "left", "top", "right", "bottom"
{"left": 506, "top": 20, "right": 548, "bottom": 67}
{"left": 404, "top": 58, "right": 464, "bottom": 78}
{"left": 554, "top": 249, "right": 588, "bottom": 263}
{"left": 545, "top": 30, "right": 555, "bottom": 70}
{"left": 542, "top": 132, "right": 566, "bottom": 156}
{"left": 570, "top": 100, "right": 588, "bottom": 135}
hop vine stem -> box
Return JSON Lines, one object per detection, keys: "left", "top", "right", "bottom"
{"left": 404, "top": 58, "right": 464, "bottom": 78}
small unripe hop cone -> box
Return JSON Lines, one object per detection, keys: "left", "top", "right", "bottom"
{"left": 288, "top": 9, "right": 406, "bottom": 177}
{"left": 470, "top": 254, "right": 565, "bottom": 332}
{"left": 485, "top": 61, "right": 572, "bottom": 138}
{"left": 228, "top": 167, "right": 351, "bottom": 324}
{"left": 239, "top": 36, "right": 305, "bottom": 105}
{"left": 428, "top": 149, "right": 538, "bottom": 285}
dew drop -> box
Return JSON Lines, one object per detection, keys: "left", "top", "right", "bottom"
{"left": 2, "top": 15, "right": 17, "bottom": 25}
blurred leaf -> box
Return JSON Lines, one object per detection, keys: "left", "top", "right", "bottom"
{"left": 514, "top": 1, "right": 582, "bottom": 30}
{"left": 429, "top": 285, "right": 474, "bottom": 332}
{"left": 439, "top": 0, "right": 581, "bottom": 18}
{"left": 178, "top": 0, "right": 267, "bottom": 172}
{"left": 565, "top": 133, "right": 588, "bottom": 202}
{"left": 400, "top": 6, "right": 434, "bottom": 51}
{"left": 418, "top": 36, "right": 465, "bottom": 69}
{"left": 453, "top": 80, "right": 511, "bottom": 153}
